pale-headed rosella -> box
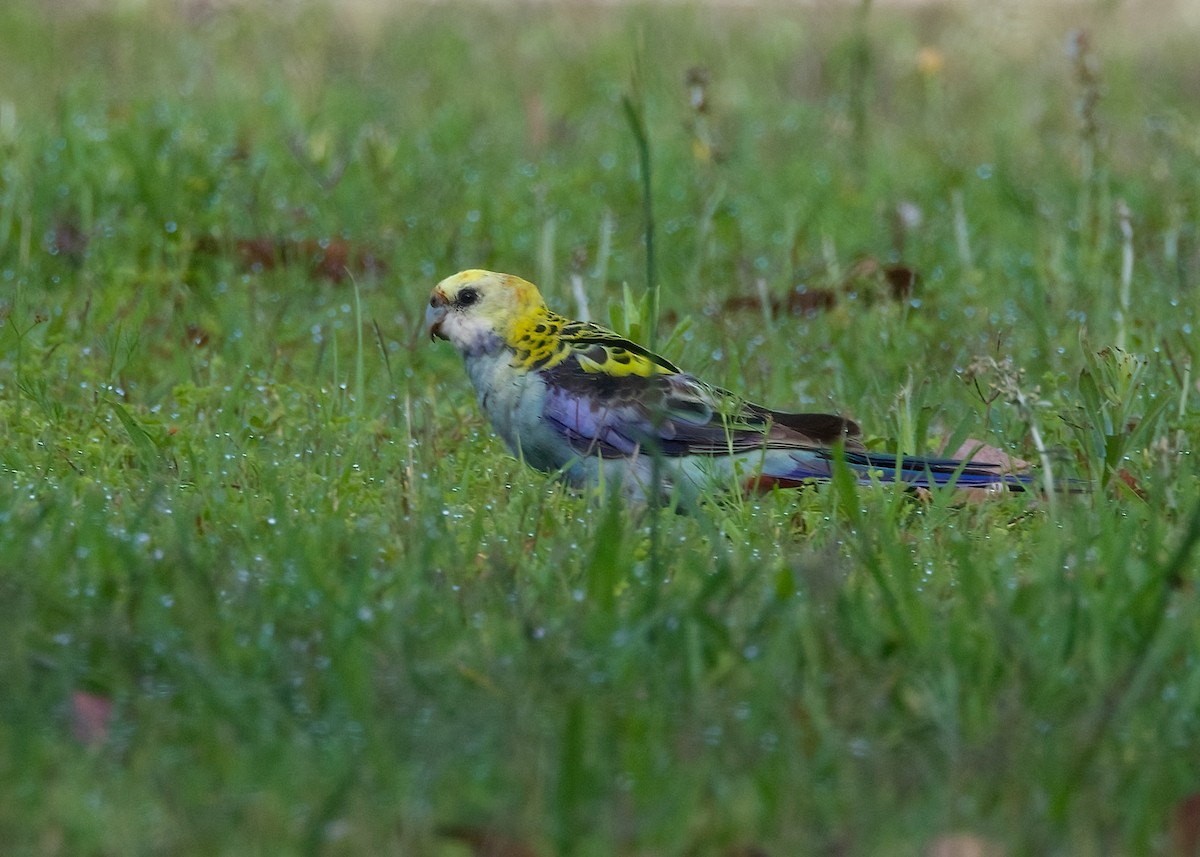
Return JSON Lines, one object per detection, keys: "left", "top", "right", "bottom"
{"left": 426, "top": 269, "right": 1031, "bottom": 508}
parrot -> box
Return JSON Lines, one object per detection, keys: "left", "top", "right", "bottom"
{"left": 426, "top": 269, "right": 1032, "bottom": 507}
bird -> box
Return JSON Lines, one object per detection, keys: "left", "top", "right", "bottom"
{"left": 426, "top": 269, "right": 1032, "bottom": 508}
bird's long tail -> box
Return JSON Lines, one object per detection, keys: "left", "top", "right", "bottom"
{"left": 757, "top": 448, "right": 1036, "bottom": 491}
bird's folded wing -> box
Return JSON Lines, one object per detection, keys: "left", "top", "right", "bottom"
{"left": 539, "top": 350, "right": 860, "bottom": 458}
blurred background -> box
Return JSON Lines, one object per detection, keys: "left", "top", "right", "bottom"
{"left": 2, "top": 1, "right": 1199, "bottom": 855}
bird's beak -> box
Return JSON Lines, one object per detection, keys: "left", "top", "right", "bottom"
{"left": 426, "top": 291, "right": 448, "bottom": 341}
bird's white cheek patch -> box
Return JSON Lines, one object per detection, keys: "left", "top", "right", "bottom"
{"left": 443, "top": 315, "right": 502, "bottom": 356}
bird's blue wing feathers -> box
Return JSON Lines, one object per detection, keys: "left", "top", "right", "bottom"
{"left": 538, "top": 354, "right": 1033, "bottom": 490}
{"left": 539, "top": 357, "right": 859, "bottom": 458}
{"left": 540, "top": 368, "right": 761, "bottom": 457}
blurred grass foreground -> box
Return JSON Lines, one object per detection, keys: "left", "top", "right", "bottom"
{"left": 2, "top": 0, "right": 1200, "bottom": 855}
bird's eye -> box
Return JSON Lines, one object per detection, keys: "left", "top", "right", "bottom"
{"left": 456, "top": 287, "right": 480, "bottom": 307}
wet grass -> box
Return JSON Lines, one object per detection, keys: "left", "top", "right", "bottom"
{"left": 1, "top": 2, "right": 1199, "bottom": 854}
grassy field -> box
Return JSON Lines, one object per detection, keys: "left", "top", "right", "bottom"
{"left": 2, "top": 1, "right": 1199, "bottom": 854}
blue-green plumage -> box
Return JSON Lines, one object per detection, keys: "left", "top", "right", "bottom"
{"left": 428, "top": 269, "right": 1037, "bottom": 506}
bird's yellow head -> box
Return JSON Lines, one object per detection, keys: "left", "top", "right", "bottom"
{"left": 426, "top": 269, "right": 547, "bottom": 355}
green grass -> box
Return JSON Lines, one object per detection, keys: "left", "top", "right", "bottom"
{"left": 2, "top": 2, "right": 1199, "bottom": 854}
